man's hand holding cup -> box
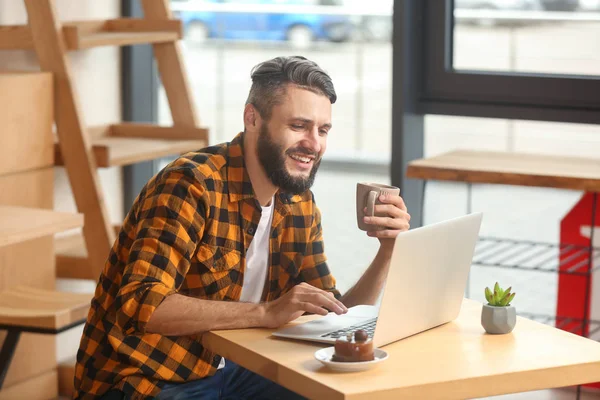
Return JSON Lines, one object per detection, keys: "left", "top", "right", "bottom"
{"left": 356, "top": 182, "right": 410, "bottom": 249}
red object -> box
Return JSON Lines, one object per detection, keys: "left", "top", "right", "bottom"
{"left": 557, "top": 192, "right": 599, "bottom": 388}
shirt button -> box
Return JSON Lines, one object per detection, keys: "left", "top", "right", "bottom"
{"left": 248, "top": 227, "right": 255, "bottom": 234}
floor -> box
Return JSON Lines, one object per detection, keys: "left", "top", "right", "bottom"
{"left": 54, "top": 388, "right": 600, "bottom": 399}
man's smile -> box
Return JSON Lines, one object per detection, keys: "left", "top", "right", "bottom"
{"left": 288, "top": 152, "right": 315, "bottom": 171}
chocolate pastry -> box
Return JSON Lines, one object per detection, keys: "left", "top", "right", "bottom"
{"left": 332, "top": 329, "right": 374, "bottom": 362}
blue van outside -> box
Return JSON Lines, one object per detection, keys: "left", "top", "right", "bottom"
{"left": 174, "top": 0, "right": 356, "bottom": 44}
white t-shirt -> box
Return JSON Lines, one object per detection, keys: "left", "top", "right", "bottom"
{"left": 218, "top": 197, "right": 274, "bottom": 369}
{"left": 239, "top": 198, "right": 275, "bottom": 303}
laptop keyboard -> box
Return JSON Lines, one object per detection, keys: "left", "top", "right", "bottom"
{"left": 320, "top": 317, "right": 378, "bottom": 339}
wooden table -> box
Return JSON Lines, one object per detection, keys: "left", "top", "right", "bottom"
{"left": 201, "top": 299, "right": 600, "bottom": 400}
{"left": 405, "top": 150, "right": 600, "bottom": 192}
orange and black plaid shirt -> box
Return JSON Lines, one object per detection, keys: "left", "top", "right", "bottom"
{"left": 73, "top": 132, "right": 340, "bottom": 399}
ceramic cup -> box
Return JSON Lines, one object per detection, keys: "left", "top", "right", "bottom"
{"left": 356, "top": 182, "right": 400, "bottom": 231}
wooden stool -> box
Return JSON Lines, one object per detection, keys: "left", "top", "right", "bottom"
{"left": 0, "top": 287, "right": 91, "bottom": 389}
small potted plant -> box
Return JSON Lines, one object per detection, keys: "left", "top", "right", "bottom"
{"left": 481, "top": 282, "right": 517, "bottom": 334}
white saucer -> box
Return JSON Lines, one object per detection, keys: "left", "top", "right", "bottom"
{"left": 314, "top": 347, "right": 389, "bottom": 372}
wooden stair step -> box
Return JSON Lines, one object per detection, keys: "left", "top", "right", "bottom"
{"left": 54, "top": 123, "right": 209, "bottom": 168}
{"left": 57, "top": 356, "right": 76, "bottom": 398}
{"left": 0, "top": 287, "right": 91, "bottom": 332}
{"left": 0, "top": 369, "right": 58, "bottom": 400}
{"left": 55, "top": 232, "right": 90, "bottom": 280}
{"left": 56, "top": 225, "right": 121, "bottom": 280}
{"left": 406, "top": 150, "right": 600, "bottom": 192}
{"left": 0, "top": 18, "right": 182, "bottom": 51}
{"left": 0, "top": 206, "right": 83, "bottom": 249}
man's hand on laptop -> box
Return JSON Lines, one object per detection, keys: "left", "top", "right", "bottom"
{"left": 260, "top": 283, "right": 348, "bottom": 328}
{"left": 363, "top": 193, "right": 410, "bottom": 249}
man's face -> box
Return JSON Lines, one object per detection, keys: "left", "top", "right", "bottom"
{"left": 256, "top": 85, "right": 332, "bottom": 194}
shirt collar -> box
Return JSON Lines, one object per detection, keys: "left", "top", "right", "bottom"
{"left": 226, "top": 132, "right": 303, "bottom": 204}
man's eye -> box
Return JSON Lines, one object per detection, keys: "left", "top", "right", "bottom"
{"left": 292, "top": 124, "right": 303, "bottom": 129}
{"left": 319, "top": 129, "right": 329, "bottom": 135}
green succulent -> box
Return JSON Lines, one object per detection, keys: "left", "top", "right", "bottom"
{"left": 484, "top": 282, "right": 516, "bottom": 307}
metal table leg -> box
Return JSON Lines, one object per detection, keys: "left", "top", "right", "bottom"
{"left": 0, "top": 330, "right": 21, "bottom": 389}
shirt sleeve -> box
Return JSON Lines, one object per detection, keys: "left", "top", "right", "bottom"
{"left": 296, "top": 199, "right": 342, "bottom": 300}
{"left": 114, "top": 169, "right": 208, "bottom": 335}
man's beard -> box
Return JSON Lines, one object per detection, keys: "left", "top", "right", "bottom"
{"left": 256, "top": 124, "right": 321, "bottom": 195}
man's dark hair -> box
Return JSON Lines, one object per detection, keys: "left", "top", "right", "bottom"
{"left": 246, "top": 56, "right": 337, "bottom": 121}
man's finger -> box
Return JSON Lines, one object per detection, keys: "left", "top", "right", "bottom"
{"left": 363, "top": 215, "right": 399, "bottom": 229}
{"left": 367, "top": 229, "right": 405, "bottom": 238}
{"left": 371, "top": 204, "right": 408, "bottom": 218}
{"left": 297, "top": 284, "right": 347, "bottom": 312}
{"left": 299, "top": 302, "right": 328, "bottom": 316}
{"left": 312, "top": 292, "right": 346, "bottom": 315}
{"left": 380, "top": 194, "right": 407, "bottom": 212}
{"left": 315, "top": 292, "right": 347, "bottom": 314}
{"left": 300, "top": 292, "right": 345, "bottom": 315}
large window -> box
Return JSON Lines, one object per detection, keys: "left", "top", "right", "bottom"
{"left": 454, "top": 3, "right": 600, "bottom": 76}
{"left": 158, "top": 0, "right": 394, "bottom": 293}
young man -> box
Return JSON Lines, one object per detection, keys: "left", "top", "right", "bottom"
{"left": 73, "top": 56, "right": 410, "bottom": 400}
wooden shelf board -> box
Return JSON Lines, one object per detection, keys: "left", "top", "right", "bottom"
{"left": 0, "top": 18, "right": 182, "bottom": 50}
{"left": 406, "top": 150, "right": 600, "bottom": 192}
{"left": 0, "top": 287, "right": 91, "bottom": 331}
{"left": 63, "top": 18, "right": 182, "bottom": 49}
{"left": 0, "top": 206, "right": 83, "bottom": 249}
{"left": 72, "top": 30, "right": 179, "bottom": 49}
{"left": 54, "top": 136, "right": 207, "bottom": 167}
{"left": 0, "top": 25, "right": 34, "bottom": 49}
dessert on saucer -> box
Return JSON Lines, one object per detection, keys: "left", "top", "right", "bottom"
{"left": 331, "top": 329, "right": 374, "bottom": 362}
{"left": 314, "top": 329, "right": 388, "bottom": 372}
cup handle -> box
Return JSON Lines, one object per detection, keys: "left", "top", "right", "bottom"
{"left": 366, "top": 190, "right": 378, "bottom": 217}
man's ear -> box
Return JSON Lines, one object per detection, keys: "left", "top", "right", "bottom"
{"left": 243, "top": 103, "right": 258, "bottom": 130}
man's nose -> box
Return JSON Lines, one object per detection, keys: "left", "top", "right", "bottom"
{"left": 302, "top": 127, "right": 321, "bottom": 155}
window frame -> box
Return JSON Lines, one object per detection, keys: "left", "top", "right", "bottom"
{"left": 419, "top": 0, "right": 600, "bottom": 124}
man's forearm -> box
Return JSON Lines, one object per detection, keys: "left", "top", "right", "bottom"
{"left": 146, "top": 293, "right": 265, "bottom": 336}
{"left": 340, "top": 244, "right": 393, "bottom": 308}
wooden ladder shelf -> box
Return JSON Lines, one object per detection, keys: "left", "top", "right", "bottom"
{"left": 4, "top": 0, "right": 208, "bottom": 280}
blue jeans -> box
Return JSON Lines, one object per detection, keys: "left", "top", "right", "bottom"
{"left": 156, "top": 360, "right": 306, "bottom": 400}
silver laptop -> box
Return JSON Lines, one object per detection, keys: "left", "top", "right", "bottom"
{"left": 272, "top": 212, "right": 483, "bottom": 348}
